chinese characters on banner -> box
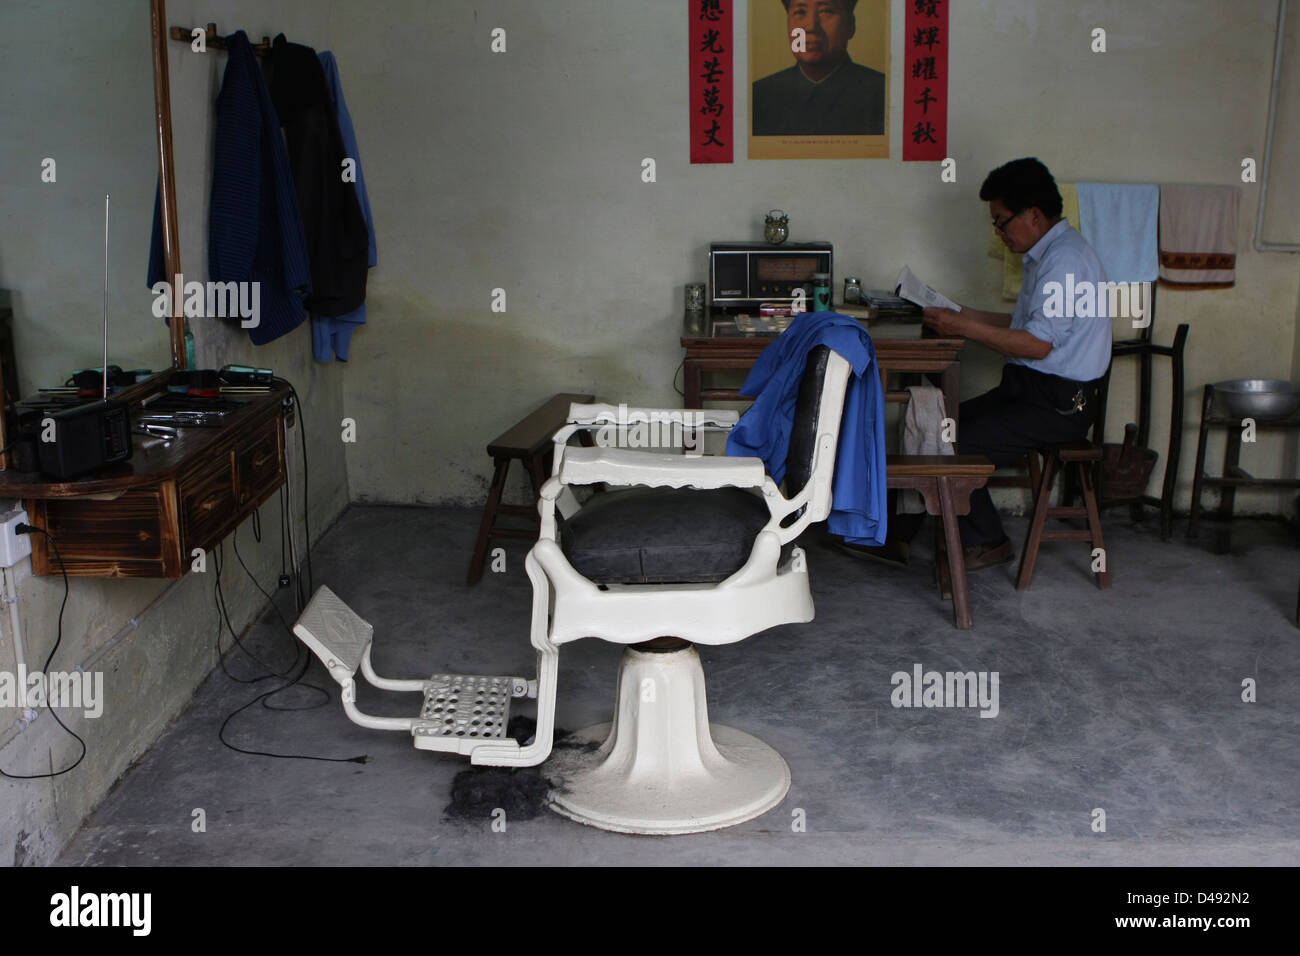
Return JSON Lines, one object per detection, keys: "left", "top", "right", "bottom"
{"left": 903, "top": 0, "right": 948, "bottom": 161}
{"left": 690, "top": 0, "right": 732, "bottom": 164}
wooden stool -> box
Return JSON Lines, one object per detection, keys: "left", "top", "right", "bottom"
{"left": 467, "top": 392, "right": 594, "bottom": 585}
{"left": 887, "top": 454, "right": 996, "bottom": 629}
{"left": 1016, "top": 442, "right": 1111, "bottom": 590}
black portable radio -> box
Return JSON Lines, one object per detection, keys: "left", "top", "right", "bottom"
{"left": 35, "top": 399, "right": 133, "bottom": 480}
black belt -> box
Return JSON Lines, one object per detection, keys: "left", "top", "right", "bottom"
{"left": 1006, "top": 364, "right": 1102, "bottom": 417}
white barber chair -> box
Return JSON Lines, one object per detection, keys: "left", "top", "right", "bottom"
{"left": 294, "top": 345, "right": 851, "bottom": 834}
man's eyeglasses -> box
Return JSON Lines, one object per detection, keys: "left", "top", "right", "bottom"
{"left": 992, "top": 209, "right": 1024, "bottom": 233}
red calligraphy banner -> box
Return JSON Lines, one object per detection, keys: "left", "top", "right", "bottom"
{"left": 903, "top": 0, "right": 948, "bottom": 162}
{"left": 690, "top": 0, "right": 732, "bottom": 164}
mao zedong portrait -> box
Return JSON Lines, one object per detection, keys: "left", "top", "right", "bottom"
{"left": 752, "top": 0, "right": 885, "bottom": 137}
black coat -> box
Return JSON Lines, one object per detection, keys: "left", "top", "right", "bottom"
{"left": 266, "top": 34, "right": 370, "bottom": 317}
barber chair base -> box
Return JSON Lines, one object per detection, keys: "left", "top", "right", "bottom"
{"left": 546, "top": 645, "right": 790, "bottom": 835}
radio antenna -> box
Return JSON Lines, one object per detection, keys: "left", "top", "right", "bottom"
{"left": 102, "top": 193, "right": 110, "bottom": 401}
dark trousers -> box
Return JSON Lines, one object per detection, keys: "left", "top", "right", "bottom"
{"left": 956, "top": 363, "right": 1101, "bottom": 548}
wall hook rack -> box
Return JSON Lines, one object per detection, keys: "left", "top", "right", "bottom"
{"left": 167, "top": 22, "right": 272, "bottom": 56}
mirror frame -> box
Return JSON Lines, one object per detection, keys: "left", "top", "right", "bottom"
{"left": 151, "top": 0, "right": 188, "bottom": 371}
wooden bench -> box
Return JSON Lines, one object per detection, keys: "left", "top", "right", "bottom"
{"left": 887, "top": 454, "right": 996, "bottom": 629}
{"left": 467, "top": 392, "right": 594, "bottom": 585}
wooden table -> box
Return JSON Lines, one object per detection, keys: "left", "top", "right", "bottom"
{"left": 0, "top": 380, "right": 288, "bottom": 577}
{"left": 887, "top": 454, "right": 995, "bottom": 629}
{"left": 681, "top": 315, "right": 964, "bottom": 412}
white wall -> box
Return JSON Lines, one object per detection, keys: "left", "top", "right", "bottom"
{"left": 328, "top": 0, "right": 1300, "bottom": 513}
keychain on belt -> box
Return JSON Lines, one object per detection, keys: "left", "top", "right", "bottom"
{"left": 1056, "top": 389, "right": 1087, "bottom": 415}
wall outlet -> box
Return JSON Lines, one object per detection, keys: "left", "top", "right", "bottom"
{"left": 0, "top": 508, "right": 32, "bottom": 568}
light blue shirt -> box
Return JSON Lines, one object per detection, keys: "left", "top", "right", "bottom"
{"left": 1008, "top": 219, "right": 1112, "bottom": 382}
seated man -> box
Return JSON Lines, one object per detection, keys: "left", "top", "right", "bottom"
{"left": 752, "top": 0, "right": 885, "bottom": 137}
{"left": 921, "top": 157, "right": 1111, "bottom": 569}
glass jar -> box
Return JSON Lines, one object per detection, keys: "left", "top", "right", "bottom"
{"left": 843, "top": 276, "right": 862, "bottom": 305}
{"left": 685, "top": 283, "right": 706, "bottom": 312}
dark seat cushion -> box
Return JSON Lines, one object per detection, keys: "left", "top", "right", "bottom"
{"left": 558, "top": 486, "right": 773, "bottom": 584}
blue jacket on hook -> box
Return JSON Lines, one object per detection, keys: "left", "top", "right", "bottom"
{"left": 210, "top": 31, "right": 313, "bottom": 345}
{"left": 148, "top": 30, "right": 312, "bottom": 345}
{"left": 726, "top": 311, "right": 888, "bottom": 546}
{"left": 313, "top": 51, "right": 377, "bottom": 363}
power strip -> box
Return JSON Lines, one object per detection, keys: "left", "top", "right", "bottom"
{"left": 0, "top": 506, "right": 33, "bottom": 568}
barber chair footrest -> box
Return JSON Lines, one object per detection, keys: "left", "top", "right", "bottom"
{"left": 412, "top": 673, "right": 531, "bottom": 754}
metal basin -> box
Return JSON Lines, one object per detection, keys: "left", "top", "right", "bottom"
{"left": 1213, "top": 379, "right": 1300, "bottom": 420}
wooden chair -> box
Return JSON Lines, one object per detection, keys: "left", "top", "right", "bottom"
{"left": 1015, "top": 441, "right": 1111, "bottom": 590}
{"left": 1015, "top": 364, "right": 1114, "bottom": 590}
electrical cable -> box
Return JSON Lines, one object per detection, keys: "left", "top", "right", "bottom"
{"left": 280, "top": 412, "right": 304, "bottom": 611}
{"left": 212, "top": 541, "right": 302, "bottom": 684}
{"left": 274, "top": 377, "right": 313, "bottom": 599}
{"left": 0, "top": 437, "right": 27, "bottom": 458}
{"left": 214, "top": 518, "right": 359, "bottom": 763}
{"left": 278, "top": 484, "right": 288, "bottom": 582}
{"left": 216, "top": 619, "right": 362, "bottom": 762}
{"left": 217, "top": 680, "right": 365, "bottom": 764}
{"left": 212, "top": 550, "right": 276, "bottom": 685}
{"left": 229, "top": 527, "right": 329, "bottom": 711}
{"left": 0, "top": 524, "right": 86, "bottom": 779}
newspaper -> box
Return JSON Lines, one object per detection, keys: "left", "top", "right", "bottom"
{"left": 895, "top": 265, "right": 961, "bottom": 312}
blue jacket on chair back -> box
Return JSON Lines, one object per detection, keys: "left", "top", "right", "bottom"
{"left": 726, "top": 311, "right": 888, "bottom": 546}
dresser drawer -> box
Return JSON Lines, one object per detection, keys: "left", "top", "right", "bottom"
{"left": 180, "top": 447, "right": 237, "bottom": 548}
{"left": 26, "top": 488, "right": 177, "bottom": 577}
{"left": 236, "top": 417, "right": 283, "bottom": 507}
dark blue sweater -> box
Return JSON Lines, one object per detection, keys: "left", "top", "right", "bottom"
{"left": 209, "top": 31, "right": 312, "bottom": 345}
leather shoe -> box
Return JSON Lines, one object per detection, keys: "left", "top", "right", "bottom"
{"left": 962, "top": 536, "right": 1014, "bottom": 571}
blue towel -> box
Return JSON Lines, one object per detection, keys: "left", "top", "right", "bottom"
{"left": 314, "top": 51, "right": 376, "bottom": 363}
{"left": 1076, "top": 183, "right": 1159, "bottom": 283}
{"left": 726, "top": 312, "right": 888, "bottom": 546}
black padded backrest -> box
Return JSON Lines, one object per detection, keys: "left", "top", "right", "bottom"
{"left": 784, "top": 345, "right": 832, "bottom": 498}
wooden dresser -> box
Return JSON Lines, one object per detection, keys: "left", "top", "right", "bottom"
{"left": 0, "top": 383, "right": 289, "bottom": 578}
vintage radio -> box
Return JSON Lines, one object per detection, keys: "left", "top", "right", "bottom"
{"left": 708, "top": 242, "right": 832, "bottom": 311}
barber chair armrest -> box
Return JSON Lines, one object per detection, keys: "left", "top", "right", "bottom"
{"left": 566, "top": 403, "right": 739, "bottom": 429}
{"left": 556, "top": 445, "right": 768, "bottom": 490}
{"left": 550, "top": 405, "right": 738, "bottom": 453}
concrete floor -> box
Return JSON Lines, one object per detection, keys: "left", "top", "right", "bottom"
{"left": 59, "top": 504, "right": 1300, "bottom": 865}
